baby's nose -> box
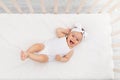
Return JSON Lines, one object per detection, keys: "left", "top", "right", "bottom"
{"left": 72, "top": 38, "right": 76, "bottom": 42}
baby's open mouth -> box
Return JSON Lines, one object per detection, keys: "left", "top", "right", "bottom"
{"left": 70, "top": 40, "right": 74, "bottom": 45}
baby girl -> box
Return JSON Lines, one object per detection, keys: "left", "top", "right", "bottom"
{"left": 21, "top": 24, "right": 86, "bottom": 63}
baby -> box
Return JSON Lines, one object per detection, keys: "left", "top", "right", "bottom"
{"left": 21, "top": 24, "right": 86, "bottom": 63}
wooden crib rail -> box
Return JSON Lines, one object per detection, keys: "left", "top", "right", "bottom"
{"left": 25, "top": 0, "right": 34, "bottom": 13}
{"left": 87, "top": 0, "right": 100, "bottom": 13}
{"left": 113, "top": 56, "right": 120, "bottom": 60}
{"left": 76, "top": 0, "right": 87, "bottom": 14}
{"left": 98, "top": 0, "right": 113, "bottom": 13}
{"left": 0, "top": 0, "right": 119, "bottom": 24}
{"left": 113, "top": 68, "right": 120, "bottom": 73}
{"left": 112, "top": 43, "right": 120, "bottom": 48}
{"left": 112, "top": 30, "right": 120, "bottom": 37}
{"left": 108, "top": 2, "right": 120, "bottom": 14}
{"left": 0, "top": 0, "right": 11, "bottom": 13}
{"left": 54, "top": 0, "right": 58, "bottom": 14}
{"left": 111, "top": 16, "right": 120, "bottom": 24}
{"left": 65, "top": 0, "right": 72, "bottom": 13}
{"left": 0, "top": 0, "right": 119, "bottom": 15}
{"left": 11, "top": 0, "right": 23, "bottom": 13}
{"left": 40, "top": 0, "right": 46, "bottom": 13}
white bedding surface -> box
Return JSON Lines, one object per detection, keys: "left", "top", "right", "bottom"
{"left": 0, "top": 14, "right": 113, "bottom": 79}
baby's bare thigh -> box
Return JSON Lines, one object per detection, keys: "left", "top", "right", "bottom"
{"left": 39, "top": 54, "right": 48, "bottom": 62}
{"left": 27, "top": 43, "right": 45, "bottom": 53}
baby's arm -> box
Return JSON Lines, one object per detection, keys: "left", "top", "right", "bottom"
{"left": 55, "top": 50, "right": 73, "bottom": 62}
{"left": 56, "top": 27, "right": 71, "bottom": 38}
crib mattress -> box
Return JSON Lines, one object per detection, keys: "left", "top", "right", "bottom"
{"left": 0, "top": 14, "right": 113, "bottom": 79}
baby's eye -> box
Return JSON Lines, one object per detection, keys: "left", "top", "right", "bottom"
{"left": 76, "top": 38, "right": 79, "bottom": 41}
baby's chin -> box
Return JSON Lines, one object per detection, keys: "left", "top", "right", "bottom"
{"left": 70, "top": 42, "right": 80, "bottom": 48}
{"left": 68, "top": 42, "right": 75, "bottom": 48}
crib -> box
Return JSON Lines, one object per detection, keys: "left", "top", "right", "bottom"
{"left": 0, "top": 0, "right": 120, "bottom": 79}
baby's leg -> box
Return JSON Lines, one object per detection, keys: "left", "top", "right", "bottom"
{"left": 21, "top": 43, "right": 44, "bottom": 60}
{"left": 28, "top": 53, "right": 48, "bottom": 63}
{"left": 27, "top": 43, "right": 44, "bottom": 53}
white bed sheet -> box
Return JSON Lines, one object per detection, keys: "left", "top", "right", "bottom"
{"left": 0, "top": 14, "right": 113, "bottom": 79}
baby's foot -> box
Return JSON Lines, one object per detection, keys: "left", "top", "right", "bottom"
{"left": 21, "top": 50, "right": 29, "bottom": 61}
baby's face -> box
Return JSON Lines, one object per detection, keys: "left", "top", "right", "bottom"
{"left": 67, "top": 31, "right": 83, "bottom": 48}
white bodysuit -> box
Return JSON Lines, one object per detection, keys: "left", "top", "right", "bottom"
{"left": 38, "top": 37, "right": 71, "bottom": 61}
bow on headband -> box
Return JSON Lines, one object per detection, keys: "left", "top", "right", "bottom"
{"left": 71, "top": 24, "right": 87, "bottom": 39}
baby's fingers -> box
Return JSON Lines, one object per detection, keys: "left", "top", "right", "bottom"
{"left": 55, "top": 55, "right": 61, "bottom": 61}
{"left": 63, "top": 28, "right": 71, "bottom": 34}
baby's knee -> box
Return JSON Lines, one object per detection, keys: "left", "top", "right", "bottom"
{"left": 34, "top": 43, "right": 44, "bottom": 49}
{"left": 39, "top": 54, "right": 48, "bottom": 63}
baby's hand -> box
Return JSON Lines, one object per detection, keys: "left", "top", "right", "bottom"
{"left": 65, "top": 28, "right": 71, "bottom": 35}
{"left": 55, "top": 55, "right": 62, "bottom": 61}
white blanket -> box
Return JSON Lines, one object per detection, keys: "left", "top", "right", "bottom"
{"left": 0, "top": 14, "right": 113, "bottom": 79}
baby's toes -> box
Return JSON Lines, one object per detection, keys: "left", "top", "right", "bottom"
{"left": 21, "top": 52, "right": 26, "bottom": 61}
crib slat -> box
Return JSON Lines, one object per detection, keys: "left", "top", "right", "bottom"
{"left": 54, "top": 0, "right": 58, "bottom": 14}
{"left": 65, "top": 0, "right": 72, "bottom": 13}
{"left": 113, "top": 56, "right": 120, "bottom": 60}
{"left": 87, "top": 0, "right": 100, "bottom": 13}
{"left": 76, "top": 0, "right": 87, "bottom": 14}
{"left": 108, "top": 2, "right": 120, "bottom": 14}
{"left": 113, "top": 68, "right": 120, "bottom": 72}
{"left": 0, "top": 0, "right": 12, "bottom": 13}
{"left": 112, "top": 43, "right": 120, "bottom": 48}
{"left": 111, "top": 16, "right": 120, "bottom": 24}
{"left": 112, "top": 30, "right": 120, "bottom": 36}
{"left": 25, "top": 0, "right": 34, "bottom": 13}
{"left": 40, "top": 0, "right": 46, "bottom": 13}
{"left": 98, "top": 0, "right": 112, "bottom": 13}
{"left": 11, "top": 0, "right": 23, "bottom": 13}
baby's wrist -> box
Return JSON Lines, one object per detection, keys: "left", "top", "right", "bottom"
{"left": 55, "top": 55, "right": 62, "bottom": 61}
{"left": 58, "top": 57, "right": 62, "bottom": 61}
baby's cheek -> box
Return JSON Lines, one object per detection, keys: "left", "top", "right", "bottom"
{"left": 74, "top": 42, "right": 78, "bottom": 46}
{"left": 76, "top": 42, "right": 80, "bottom": 45}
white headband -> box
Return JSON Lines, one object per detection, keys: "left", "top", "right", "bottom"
{"left": 71, "top": 24, "right": 87, "bottom": 39}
